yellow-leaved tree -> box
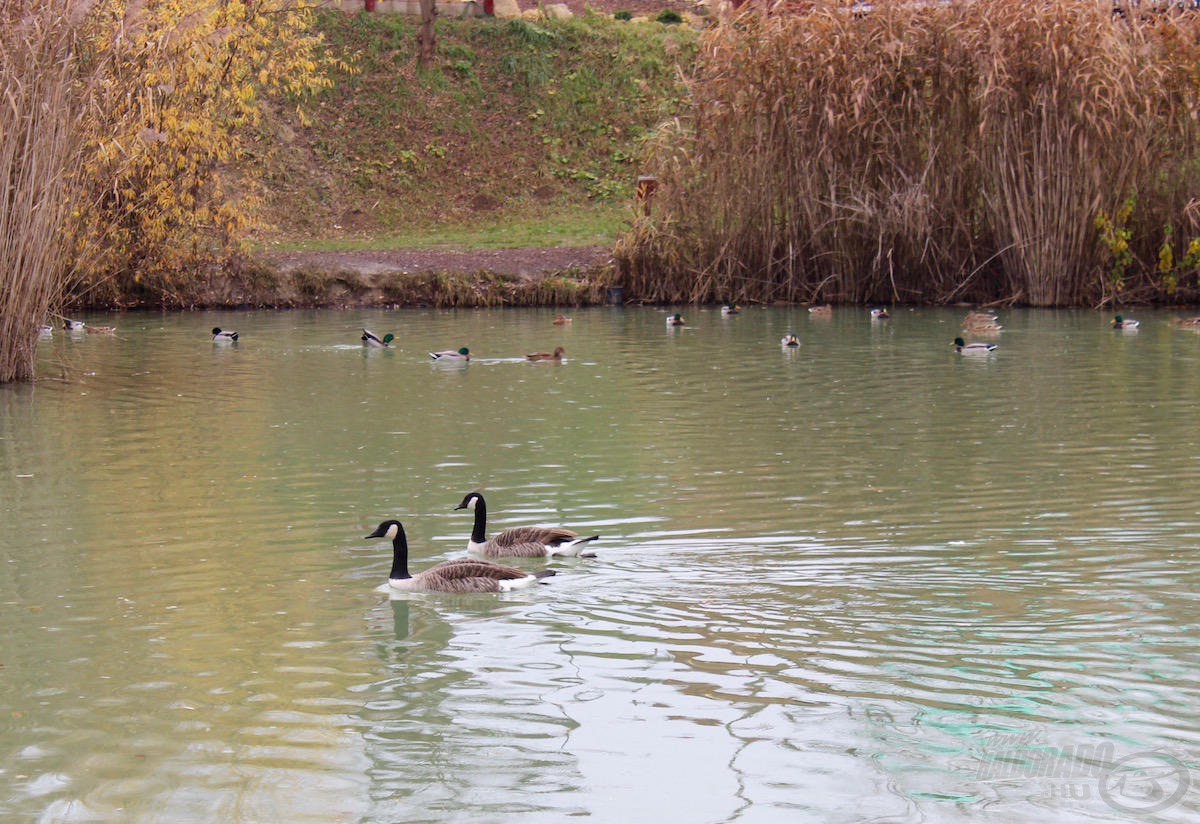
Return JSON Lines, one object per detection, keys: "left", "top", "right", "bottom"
{"left": 74, "top": 0, "right": 337, "bottom": 304}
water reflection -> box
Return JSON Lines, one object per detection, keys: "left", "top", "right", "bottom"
{"left": 3, "top": 307, "right": 1200, "bottom": 821}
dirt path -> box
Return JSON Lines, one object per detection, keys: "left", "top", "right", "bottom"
{"left": 259, "top": 245, "right": 613, "bottom": 280}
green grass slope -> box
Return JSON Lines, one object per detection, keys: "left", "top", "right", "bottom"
{"left": 251, "top": 11, "right": 700, "bottom": 250}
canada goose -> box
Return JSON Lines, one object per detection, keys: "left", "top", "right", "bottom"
{"left": 871, "top": 308, "right": 890, "bottom": 319}
{"left": 361, "top": 329, "right": 393, "bottom": 348}
{"left": 808, "top": 304, "right": 832, "bottom": 315}
{"left": 780, "top": 333, "right": 800, "bottom": 347}
{"left": 366, "top": 519, "right": 555, "bottom": 593}
{"left": 552, "top": 315, "right": 572, "bottom": 325}
{"left": 64, "top": 319, "right": 85, "bottom": 331}
{"left": 953, "top": 336, "right": 996, "bottom": 354}
{"left": 525, "top": 346, "right": 565, "bottom": 362}
{"left": 721, "top": 302, "right": 740, "bottom": 316}
{"left": 454, "top": 492, "right": 599, "bottom": 558}
{"left": 430, "top": 347, "right": 470, "bottom": 361}
{"left": 1112, "top": 315, "right": 1140, "bottom": 330}
{"left": 666, "top": 313, "right": 685, "bottom": 327}
{"left": 212, "top": 327, "right": 238, "bottom": 342}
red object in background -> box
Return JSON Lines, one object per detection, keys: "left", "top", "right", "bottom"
{"left": 483, "top": 0, "right": 494, "bottom": 13}
{"left": 364, "top": 0, "right": 377, "bottom": 10}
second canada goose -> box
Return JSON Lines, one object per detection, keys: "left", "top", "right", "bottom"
{"left": 454, "top": 492, "right": 599, "bottom": 558}
{"left": 362, "top": 329, "right": 393, "bottom": 347}
{"left": 525, "top": 346, "right": 565, "bottom": 362}
{"left": 365, "top": 519, "right": 556, "bottom": 593}
{"left": 213, "top": 327, "right": 239, "bottom": 342}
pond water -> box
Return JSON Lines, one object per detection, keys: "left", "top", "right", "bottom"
{"left": 2, "top": 306, "right": 1199, "bottom": 822}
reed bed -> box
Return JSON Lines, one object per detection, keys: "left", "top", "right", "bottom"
{"left": 0, "top": 2, "right": 92, "bottom": 382}
{"left": 616, "top": 0, "right": 1200, "bottom": 306}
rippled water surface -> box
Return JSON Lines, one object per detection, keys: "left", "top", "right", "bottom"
{"left": 3, "top": 307, "right": 1200, "bottom": 822}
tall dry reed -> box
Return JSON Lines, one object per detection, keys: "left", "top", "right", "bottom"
{"left": 0, "top": 2, "right": 93, "bottom": 382}
{"left": 616, "top": 0, "right": 1200, "bottom": 306}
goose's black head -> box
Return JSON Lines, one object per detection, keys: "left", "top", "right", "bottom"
{"left": 454, "top": 492, "right": 484, "bottom": 512}
{"left": 366, "top": 520, "right": 404, "bottom": 540}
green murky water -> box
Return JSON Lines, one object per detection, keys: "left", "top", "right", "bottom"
{"left": 2, "top": 307, "right": 1198, "bottom": 822}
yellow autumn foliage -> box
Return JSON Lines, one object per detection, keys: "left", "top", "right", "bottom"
{"left": 72, "top": 0, "right": 338, "bottom": 302}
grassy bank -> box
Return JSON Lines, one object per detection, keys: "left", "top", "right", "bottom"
{"left": 250, "top": 11, "right": 700, "bottom": 249}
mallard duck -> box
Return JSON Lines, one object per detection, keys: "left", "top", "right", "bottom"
{"left": 86, "top": 325, "right": 117, "bottom": 335}
{"left": 454, "top": 492, "right": 599, "bottom": 558}
{"left": 430, "top": 347, "right": 470, "bottom": 361}
{"left": 963, "top": 311, "right": 998, "bottom": 323}
{"left": 39, "top": 325, "right": 53, "bottom": 338}
{"left": 361, "top": 329, "right": 393, "bottom": 348}
{"left": 552, "top": 315, "right": 572, "bottom": 325}
{"left": 720, "top": 302, "right": 740, "bottom": 316}
{"left": 780, "top": 333, "right": 800, "bottom": 347}
{"left": 63, "top": 319, "right": 86, "bottom": 331}
{"left": 1112, "top": 315, "right": 1140, "bottom": 330}
{"left": 808, "top": 304, "right": 832, "bottom": 315}
{"left": 666, "top": 313, "right": 686, "bottom": 327}
{"left": 366, "top": 519, "right": 556, "bottom": 593}
{"left": 871, "top": 308, "right": 890, "bottom": 319}
{"left": 212, "top": 327, "right": 239, "bottom": 342}
{"left": 953, "top": 336, "right": 996, "bottom": 354}
{"left": 1171, "top": 317, "right": 1200, "bottom": 328}
{"left": 525, "top": 346, "right": 565, "bottom": 362}
{"left": 963, "top": 319, "right": 1003, "bottom": 333}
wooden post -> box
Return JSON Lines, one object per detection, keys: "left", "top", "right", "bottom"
{"left": 636, "top": 175, "right": 658, "bottom": 216}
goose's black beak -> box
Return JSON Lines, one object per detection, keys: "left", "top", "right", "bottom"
{"left": 454, "top": 504, "right": 467, "bottom": 510}
{"left": 365, "top": 527, "right": 386, "bottom": 539}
